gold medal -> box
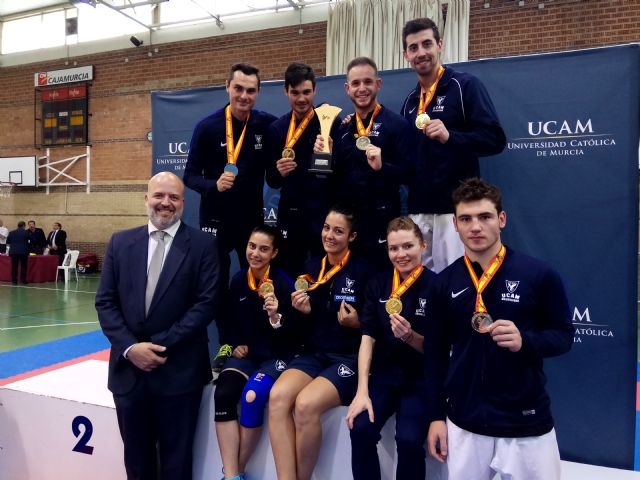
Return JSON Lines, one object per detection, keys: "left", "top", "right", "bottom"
{"left": 471, "top": 312, "right": 493, "bottom": 333}
{"left": 355, "top": 136, "right": 371, "bottom": 150}
{"left": 294, "top": 278, "right": 309, "bottom": 292}
{"left": 282, "top": 148, "right": 296, "bottom": 160}
{"left": 415, "top": 113, "right": 430, "bottom": 130}
{"left": 385, "top": 297, "right": 403, "bottom": 315}
{"left": 258, "top": 281, "right": 275, "bottom": 297}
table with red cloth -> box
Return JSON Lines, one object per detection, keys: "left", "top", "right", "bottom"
{"left": 0, "top": 254, "right": 59, "bottom": 283}
{"left": 77, "top": 253, "right": 98, "bottom": 273}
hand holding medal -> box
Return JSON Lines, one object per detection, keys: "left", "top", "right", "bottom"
{"left": 364, "top": 143, "right": 382, "bottom": 171}
{"left": 293, "top": 250, "right": 351, "bottom": 314}
{"left": 291, "top": 289, "right": 311, "bottom": 314}
{"left": 217, "top": 171, "right": 235, "bottom": 192}
{"left": 488, "top": 319, "right": 523, "bottom": 352}
{"left": 262, "top": 289, "right": 279, "bottom": 318}
{"left": 390, "top": 313, "right": 413, "bottom": 343}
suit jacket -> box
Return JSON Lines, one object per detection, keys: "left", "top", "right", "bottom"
{"left": 28, "top": 228, "right": 46, "bottom": 254}
{"left": 47, "top": 229, "right": 67, "bottom": 255}
{"left": 95, "top": 222, "right": 219, "bottom": 396}
{"left": 7, "top": 228, "right": 30, "bottom": 255}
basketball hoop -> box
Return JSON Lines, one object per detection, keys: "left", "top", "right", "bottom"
{"left": 0, "top": 182, "right": 15, "bottom": 198}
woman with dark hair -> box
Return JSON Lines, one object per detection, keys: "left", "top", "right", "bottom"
{"left": 346, "top": 216, "right": 437, "bottom": 479}
{"left": 268, "top": 205, "right": 371, "bottom": 480}
{"left": 213, "top": 225, "right": 299, "bottom": 480}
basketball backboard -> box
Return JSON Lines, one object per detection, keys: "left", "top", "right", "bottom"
{"left": 0, "top": 156, "right": 37, "bottom": 186}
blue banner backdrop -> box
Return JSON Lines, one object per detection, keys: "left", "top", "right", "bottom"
{"left": 152, "top": 44, "right": 640, "bottom": 469}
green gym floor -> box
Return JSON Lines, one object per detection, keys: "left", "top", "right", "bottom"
{"left": 0, "top": 274, "right": 102, "bottom": 354}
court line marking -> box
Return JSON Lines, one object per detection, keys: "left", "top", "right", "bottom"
{"left": 0, "top": 321, "right": 99, "bottom": 331}
{"left": 0, "top": 284, "right": 96, "bottom": 294}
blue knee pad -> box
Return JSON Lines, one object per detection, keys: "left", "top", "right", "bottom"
{"left": 239, "top": 372, "right": 275, "bottom": 428}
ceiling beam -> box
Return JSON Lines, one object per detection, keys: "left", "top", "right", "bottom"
{"left": 95, "top": 0, "right": 151, "bottom": 31}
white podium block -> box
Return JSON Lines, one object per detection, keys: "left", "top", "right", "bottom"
{"left": 0, "top": 360, "right": 126, "bottom": 480}
{"left": 0, "top": 358, "right": 448, "bottom": 480}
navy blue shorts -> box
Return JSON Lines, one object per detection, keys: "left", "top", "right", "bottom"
{"left": 287, "top": 352, "right": 358, "bottom": 405}
{"left": 222, "top": 356, "right": 290, "bottom": 380}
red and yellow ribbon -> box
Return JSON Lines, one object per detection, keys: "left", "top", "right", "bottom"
{"left": 355, "top": 103, "right": 381, "bottom": 138}
{"left": 390, "top": 264, "right": 423, "bottom": 299}
{"left": 418, "top": 65, "right": 444, "bottom": 116}
{"left": 297, "top": 249, "right": 351, "bottom": 292}
{"left": 248, "top": 264, "right": 272, "bottom": 297}
{"left": 225, "top": 105, "right": 249, "bottom": 168}
{"left": 463, "top": 245, "right": 506, "bottom": 313}
{"left": 285, "top": 109, "right": 315, "bottom": 149}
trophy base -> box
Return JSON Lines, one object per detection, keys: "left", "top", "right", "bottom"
{"left": 309, "top": 152, "right": 333, "bottom": 174}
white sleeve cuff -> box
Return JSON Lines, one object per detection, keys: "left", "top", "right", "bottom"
{"left": 270, "top": 313, "right": 283, "bottom": 329}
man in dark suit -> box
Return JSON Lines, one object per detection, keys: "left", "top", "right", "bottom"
{"left": 47, "top": 222, "right": 67, "bottom": 266}
{"left": 7, "top": 221, "right": 30, "bottom": 284}
{"left": 96, "top": 171, "right": 219, "bottom": 480}
{"left": 27, "top": 220, "right": 46, "bottom": 255}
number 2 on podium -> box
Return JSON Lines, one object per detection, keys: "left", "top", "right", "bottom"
{"left": 72, "top": 415, "right": 94, "bottom": 455}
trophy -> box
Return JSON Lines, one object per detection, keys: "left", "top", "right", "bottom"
{"left": 310, "top": 104, "right": 342, "bottom": 174}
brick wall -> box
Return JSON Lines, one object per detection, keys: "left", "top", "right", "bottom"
{"left": 0, "top": 2, "right": 637, "bottom": 264}
{"left": 468, "top": 0, "right": 640, "bottom": 59}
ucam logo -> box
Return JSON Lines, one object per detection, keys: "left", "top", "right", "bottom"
{"left": 571, "top": 306, "right": 614, "bottom": 343}
{"left": 501, "top": 280, "right": 520, "bottom": 303}
{"left": 168, "top": 142, "right": 189, "bottom": 154}
{"left": 433, "top": 96, "right": 445, "bottom": 112}
{"left": 528, "top": 119, "right": 593, "bottom": 136}
{"left": 508, "top": 117, "right": 616, "bottom": 157}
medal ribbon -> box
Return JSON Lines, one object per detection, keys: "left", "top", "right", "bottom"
{"left": 355, "top": 103, "right": 382, "bottom": 138}
{"left": 390, "top": 265, "right": 423, "bottom": 299}
{"left": 418, "top": 65, "right": 444, "bottom": 115}
{"left": 225, "top": 105, "right": 249, "bottom": 167}
{"left": 463, "top": 245, "right": 506, "bottom": 313}
{"left": 285, "top": 109, "right": 315, "bottom": 149}
{"left": 297, "top": 249, "right": 351, "bottom": 291}
{"left": 248, "top": 264, "right": 271, "bottom": 296}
